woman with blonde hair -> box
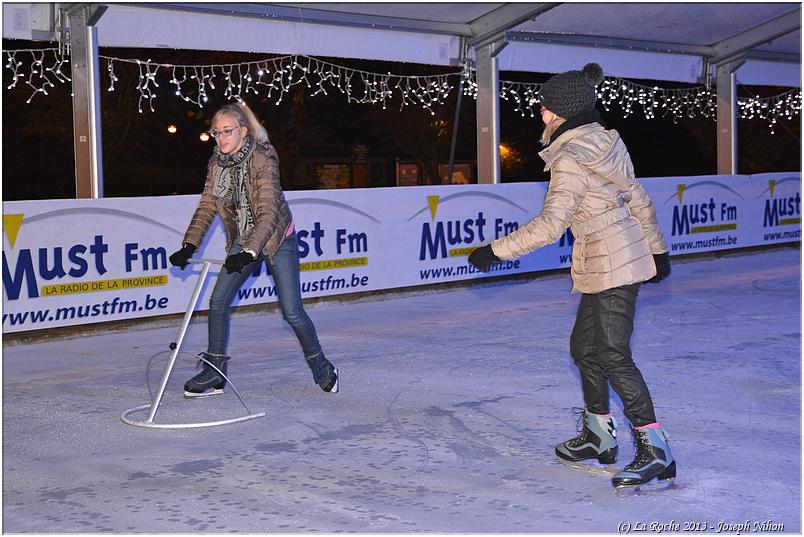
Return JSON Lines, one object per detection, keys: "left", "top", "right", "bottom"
{"left": 469, "top": 63, "right": 673, "bottom": 490}
{"left": 170, "top": 100, "right": 339, "bottom": 396}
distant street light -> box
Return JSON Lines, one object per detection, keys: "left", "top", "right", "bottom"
{"left": 199, "top": 132, "right": 211, "bottom": 142}
{"left": 499, "top": 142, "right": 524, "bottom": 172}
{"left": 167, "top": 124, "right": 178, "bottom": 134}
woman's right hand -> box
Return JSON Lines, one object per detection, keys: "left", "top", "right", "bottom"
{"left": 169, "top": 244, "right": 197, "bottom": 269}
{"left": 468, "top": 244, "right": 501, "bottom": 272}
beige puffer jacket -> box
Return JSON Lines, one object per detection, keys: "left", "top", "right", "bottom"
{"left": 183, "top": 141, "right": 293, "bottom": 260}
{"left": 491, "top": 123, "right": 668, "bottom": 294}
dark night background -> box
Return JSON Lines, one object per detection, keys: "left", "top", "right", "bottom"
{"left": 3, "top": 40, "right": 801, "bottom": 201}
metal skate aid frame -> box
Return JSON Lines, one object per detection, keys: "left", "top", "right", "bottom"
{"left": 121, "top": 258, "right": 266, "bottom": 428}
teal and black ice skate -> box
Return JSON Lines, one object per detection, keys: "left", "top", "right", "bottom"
{"left": 612, "top": 427, "right": 676, "bottom": 493}
{"left": 556, "top": 408, "right": 618, "bottom": 474}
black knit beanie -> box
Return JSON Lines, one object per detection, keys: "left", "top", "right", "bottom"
{"left": 539, "top": 63, "right": 604, "bottom": 119}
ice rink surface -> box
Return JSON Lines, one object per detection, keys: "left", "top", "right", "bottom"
{"left": 3, "top": 246, "right": 800, "bottom": 533}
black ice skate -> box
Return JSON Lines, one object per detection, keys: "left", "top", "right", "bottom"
{"left": 612, "top": 427, "right": 676, "bottom": 492}
{"left": 184, "top": 352, "right": 230, "bottom": 397}
{"left": 305, "top": 352, "right": 339, "bottom": 393}
{"left": 556, "top": 408, "right": 618, "bottom": 474}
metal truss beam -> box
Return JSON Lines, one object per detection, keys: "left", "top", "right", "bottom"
{"left": 710, "top": 9, "right": 801, "bottom": 65}
{"left": 507, "top": 31, "right": 712, "bottom": 57}
{"left": 468, "top": 3, "right": 557, "bottom": 48}
{"left": 132, "top": 2, "right": 474, "bottom": 36}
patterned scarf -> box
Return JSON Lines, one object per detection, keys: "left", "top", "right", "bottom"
{"left": 212, "top": 135, "right": 256, "bottom": 245}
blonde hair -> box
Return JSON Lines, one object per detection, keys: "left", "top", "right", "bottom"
{"left": 212, "top": 101, "right": 270, "bottom": 145}
{"left": 540, "top": 114, "right": 567, "bottom": 147}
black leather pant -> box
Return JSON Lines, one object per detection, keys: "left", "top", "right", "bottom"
{"left": 569, "top": 283, "right": 657, "bottom": 427}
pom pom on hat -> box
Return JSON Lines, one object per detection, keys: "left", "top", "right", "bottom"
{"left": 581, "top": 62, "right": 604, "bottom": 86}
{"left": 539, "top": 63, "right": 604, "bottom": 119}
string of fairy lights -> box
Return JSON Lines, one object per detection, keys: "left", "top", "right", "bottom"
{"left": 4, "top": 47, "right": 802, "bottom": 132}
{"left": 107, "top": 53, "right": 458, "bottom": 114}
{"left": 737, "top": 87, "right": 803, "bottom": 134}
{"left": 4, "top": 47, "right": 70, "bottom": 103}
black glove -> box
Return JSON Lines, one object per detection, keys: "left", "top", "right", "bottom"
{"left": 169, "top": 244, "right": 196, "bottom": 269}
{"left": 646, "top": 252, "right": 671, "bottom": 283}
{"left": 224, "top": 251, "right": 255, "bottom": 274}
{"left": 468, "top": 244, "right": 501, "bottom": 272}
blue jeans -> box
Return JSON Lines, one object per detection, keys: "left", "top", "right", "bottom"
{"left": 207, "top": 233, "right": 322, "bottom": 359}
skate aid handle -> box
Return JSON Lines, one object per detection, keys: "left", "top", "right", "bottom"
{"left": 188, "top": 258, "right": 225, "bottom": 266}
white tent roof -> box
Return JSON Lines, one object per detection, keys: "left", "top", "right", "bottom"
{"left": 501, "top": 2, "right": 801, "bottom": 85}
{"left": 4, "top": 2, "right": 800, "bottom": 85}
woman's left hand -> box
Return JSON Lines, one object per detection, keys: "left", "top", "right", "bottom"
{"left": 646, "top": 252, "right": 671, "bottom": 283}
{"left": 224, "top": 251, "right": 255, "bottom": 274}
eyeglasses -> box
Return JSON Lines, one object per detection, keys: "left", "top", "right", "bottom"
{"left": 209, "top": 126, "right": 240, "bottom": 138}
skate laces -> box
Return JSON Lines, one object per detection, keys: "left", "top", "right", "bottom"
{"left": 566, "top": 407, "right": 589, "bottom": 447}
{"left": 306, "top": 354, "right": 332, "bottom": 383}
{"left": 191, "top": 353, "right": 227, "bottom": 382}
{"left": 624, "top": 430, "right": 652, "bottom": 470}
{"left": 572, "top": 407, "right": 586, "bottom": 431}
{"left": 190, "top": 365, "right": 219, "bottom": 383}
{"left": 193, "top": 352, "right": 210, "bottom": 371}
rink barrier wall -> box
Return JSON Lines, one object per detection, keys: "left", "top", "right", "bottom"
{"left": 2, "top": 172, "right": 800, "bottom": 334}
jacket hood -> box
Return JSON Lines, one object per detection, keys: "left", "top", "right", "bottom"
{"left": 539, "top": 123, "right": 634, "bottom": 189}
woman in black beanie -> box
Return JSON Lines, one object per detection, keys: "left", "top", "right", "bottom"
{"left": 469, "top": 63, "right": 674, "bottom": 490}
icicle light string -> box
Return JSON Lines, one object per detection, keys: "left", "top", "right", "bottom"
{"left": 107, "top": 53, "right": 457, "bottom": 113}
{"left": 500, "top": 77, "right": 719, "bottom": 122}
{"left": 737, "top": 87, "right": 803, "bottom": 134}
{"left": 500, "top": 81, "right": 541, "bottom": 117}
{"left": 4, "top": 47, "right": 801, "bottom": 129}
{"left": 5, "top": 48, "right": 71, "bottom": 103}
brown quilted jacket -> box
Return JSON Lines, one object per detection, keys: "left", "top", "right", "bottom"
{"left": 183, "top": 141, "right": 293, "bottom": 260}
{"left": 491, "top": 123, "right": 668, "bottom": 294}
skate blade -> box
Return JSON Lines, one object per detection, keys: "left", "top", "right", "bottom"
{"left": 329, "top": 368, "right": 339, "bottom": 393}
{"left": 559, "top": 458, "right": 619, "bottom": 476}
{"left": 184, "top": 388, "right": 225, "bottom": 398}
{"left": 614, "top": 477, "right": 676, "bottom": 495}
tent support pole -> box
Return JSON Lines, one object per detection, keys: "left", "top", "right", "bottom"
{"left": 715, "top": 57, "right": 745, "bottom": 175}
{"left": 447, "top": 39, "right": 468, "bottom": 184}
{"left": 68, "top": 4, "right": 106, "bottom": 199}
{"left": 475, "top": 38, "right": 507, "bottom": 184}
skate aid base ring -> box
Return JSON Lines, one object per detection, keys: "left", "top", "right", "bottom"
{"left": 121, "top": 258, "right": 266, "bottom": 429}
